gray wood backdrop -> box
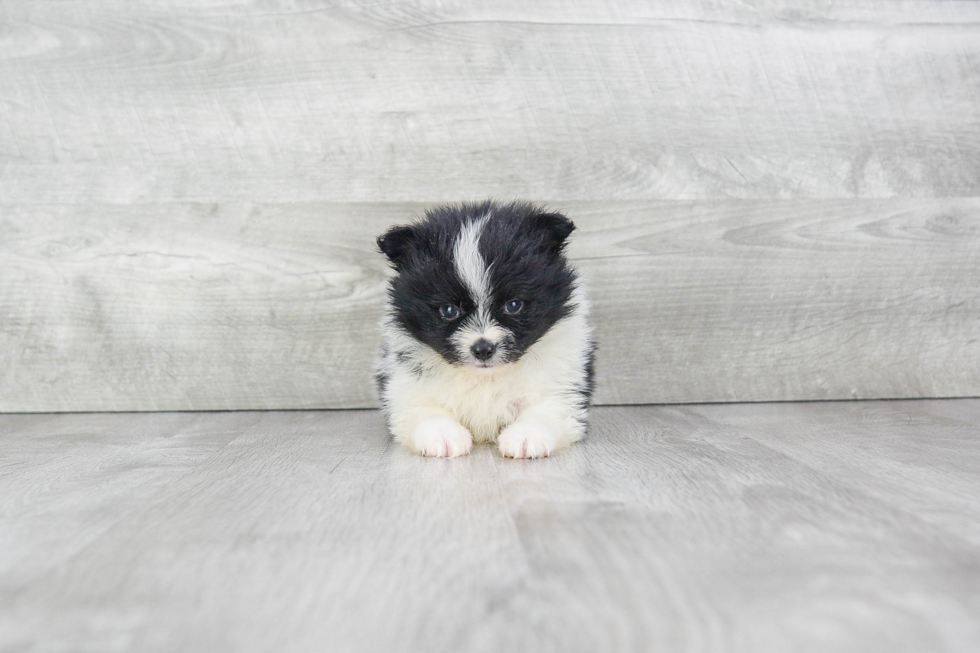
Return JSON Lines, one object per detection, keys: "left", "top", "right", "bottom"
{"left": 1, "top": 1, "right": 979, "bottom": 412}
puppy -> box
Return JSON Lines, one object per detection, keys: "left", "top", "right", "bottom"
{"left": 375, "top": 200, "right": 595, "bottom": 458}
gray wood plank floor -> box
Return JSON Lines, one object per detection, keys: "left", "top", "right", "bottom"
{"left": 2, "top": 401, "right": 979, "bottom": 653}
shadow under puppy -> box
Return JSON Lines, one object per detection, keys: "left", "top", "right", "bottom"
{"left": 375, "top": 200, "right": 595, "bottom": 458}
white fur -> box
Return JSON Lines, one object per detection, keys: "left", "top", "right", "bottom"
{"left": 404, "top": 409, "right": 473, "bottom": 458}
{"left": 449, "top": 215, "right": 512, "bottom": 366}
{"left": 452, "top": 214, "right": 492, "bottom": 310}
{"left": 378, "top": 283, "right": 593, "bottom": 459}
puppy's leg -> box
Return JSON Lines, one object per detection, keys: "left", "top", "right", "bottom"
{"left": 498, "top": 399, "right": 586, "bottom": 459}
{"left": 391, "top": 406, "right": 473, "bottom": 458}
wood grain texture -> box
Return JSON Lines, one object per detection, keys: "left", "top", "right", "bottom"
{"left": 2, "top": 1, "right": 979, "bottom": 410}
{"left": 2, "top": 199, "right": 978, "bottom": 411}
{"left": 1, "top": 1, "right": 979, "bottom": 203}
{"left": 2, "top": 401, "right": 979, "bottom": 652}
{"left": 0, "top": 412, "right": 259, "bottom": 595}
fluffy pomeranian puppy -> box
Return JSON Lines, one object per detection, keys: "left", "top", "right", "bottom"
{"left": 375, "top": 200, "right": 595, "bottom": 458}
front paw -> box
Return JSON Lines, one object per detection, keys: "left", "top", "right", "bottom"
{"left": 498, "top": 420, "right": 560, "bottom": 459}
{"left": 407, "top": 416, "right": 473, "bottom": 458}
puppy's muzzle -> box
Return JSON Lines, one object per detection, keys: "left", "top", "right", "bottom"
{"left": 471, "top": 339, "right": 496, "bottom": 361}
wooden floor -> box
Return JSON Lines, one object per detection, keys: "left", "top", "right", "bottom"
{"left": 2, "top": 401, "right": 979, "bottom": 653}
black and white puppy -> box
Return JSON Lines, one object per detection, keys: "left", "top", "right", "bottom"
{"left": 375, "top": 200, "right": 595, "bottom": 458}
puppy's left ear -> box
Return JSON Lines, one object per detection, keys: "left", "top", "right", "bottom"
{"left": 377, "top": 224, "right": 418, "bottom": 270}
{"left": 530, "top": 211, "right": 576, "bottom": 254}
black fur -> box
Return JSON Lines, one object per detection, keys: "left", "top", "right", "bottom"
{"left": 374, "top": 369, "right": 390, "bottom": 398}
{"left": 574, "top": 341, "right": 598, "bottom": 427}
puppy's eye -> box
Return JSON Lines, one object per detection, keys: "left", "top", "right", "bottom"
{"left": 439, "top": 304, "right": 461, "bottom": 321}
{"left": 503, "top": 299, "right": 524, "bottom": 315}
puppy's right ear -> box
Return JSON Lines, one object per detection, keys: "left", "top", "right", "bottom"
{"left": 377, "top": 225, "right": 418, "bottom": 270}
{"left": 529, "top": 211, "right": 576, "bottom": 255}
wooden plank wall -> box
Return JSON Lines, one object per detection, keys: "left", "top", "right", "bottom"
{"left": 1, "top": 1, "right": 978, "bottom": 411}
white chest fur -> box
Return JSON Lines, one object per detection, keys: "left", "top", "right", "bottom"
{"left": 379, "top": 300, "right": 592, "bottom": 444}
{"left": 401, "top": 358, "right": 537, "bottom": 442}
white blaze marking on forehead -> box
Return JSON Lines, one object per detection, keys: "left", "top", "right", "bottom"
{"left": 452, "top": 214, "right": 492, "bottom": 313}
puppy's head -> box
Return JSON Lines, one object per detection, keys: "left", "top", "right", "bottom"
{"left": 378, "top": 200, "right": 578, "bottom": 370}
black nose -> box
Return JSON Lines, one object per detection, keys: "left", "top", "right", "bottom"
{"left": 471, "top": 339, "right": 496, "bottom": 361}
